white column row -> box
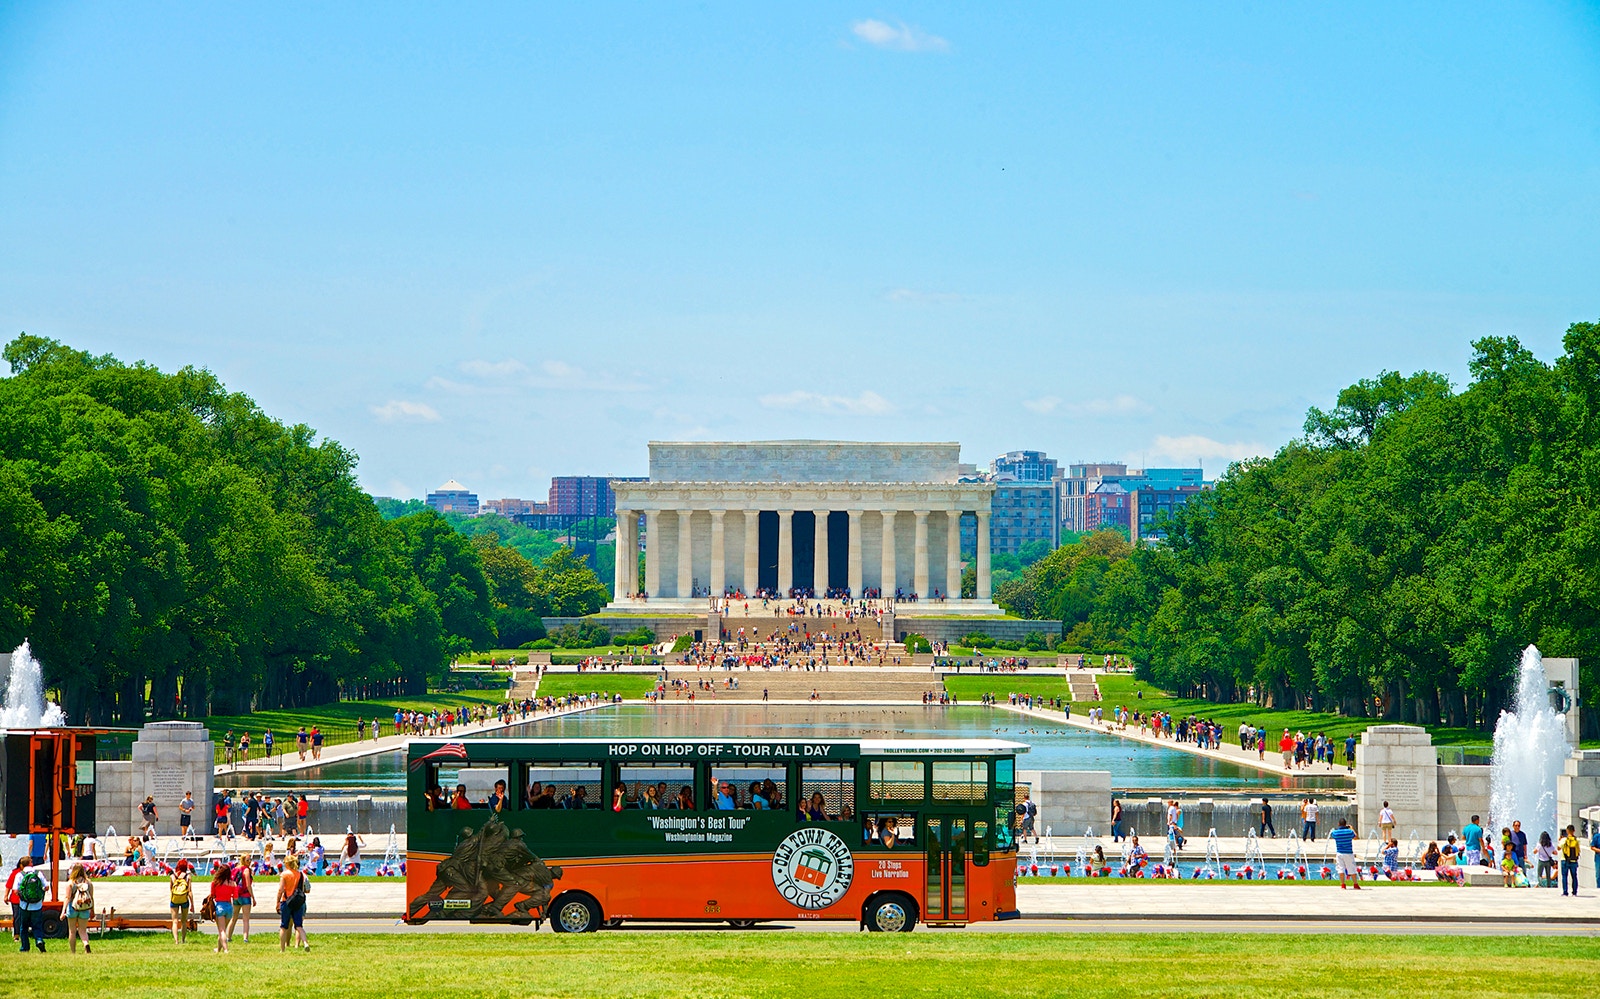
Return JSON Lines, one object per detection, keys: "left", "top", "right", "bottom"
{"left": 617, "top": 507, "right": 992, "bottom": 600}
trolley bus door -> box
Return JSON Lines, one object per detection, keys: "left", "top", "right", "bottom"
{"left": 922, "top": 815, "right": 968, "bottom": 925}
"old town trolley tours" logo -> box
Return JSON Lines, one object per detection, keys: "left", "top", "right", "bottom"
{"left": 771, "top": 827, "right": 854, "bottom": 909}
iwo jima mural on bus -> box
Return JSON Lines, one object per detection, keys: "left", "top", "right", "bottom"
{"left": 407, "top": 815, "right": 563, "bottom": 925}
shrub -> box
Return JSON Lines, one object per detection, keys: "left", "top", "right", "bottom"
{"left": 962, "top": 632, "right": 995, "bottom": 649}
{"left": 523, "top": 638, "right": 556, "bottom": 650}
{"left": 992, "top": 638, "right": 1023, "bottom": 651}
{"left": 902, "top": 633, "right": 931, "bottom": 654}
{"left": 670, "top": 632, "right": 694, "bottom": 653}
{"left": 549, "top": 621, "right": 612, "bottom": 648}
{"left": 1023, "top": 631, "right": 1047, "bottom": 651}
{"left": 614, "top": 626, "right": 656, "bottom": 646}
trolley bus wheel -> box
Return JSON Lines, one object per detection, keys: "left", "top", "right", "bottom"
{"left": 551, "top": 893, "right": 602, "bottom": 934}
{"left": 864, "top": 893, "right": 916, "bottom": 933}
{"left": 726, "top": 919, "right": 758, "bottom": 929}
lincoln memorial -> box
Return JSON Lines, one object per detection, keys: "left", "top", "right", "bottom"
{"left": 607, "top": 441, "right": 1002, "bottom": 617}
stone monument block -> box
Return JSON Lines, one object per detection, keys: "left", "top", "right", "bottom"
{"left": 1358, "top": 724, "right": 1439, "bottom": 838}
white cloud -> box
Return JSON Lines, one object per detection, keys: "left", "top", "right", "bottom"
{"left": 1022, "top": 396, "right": 1060, "bottom": 415}
{"left": 851, "top": 19, "right": 948, "bottom": 52}
{"left": 758, "top": 389, "right": 894, "bottom": 416}
{"left": 370, "top": 399, "right": 441, "bottom": 423}
{"left": 458, "top": 358, "right": 527, "bottom": 378}
{"left": 1150, "top": 434, "right": 1267, "bottom": 464}
{"left": 541, "top": 359, "right": 579, "bottom": 380}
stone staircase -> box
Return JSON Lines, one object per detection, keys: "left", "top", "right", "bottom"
{"left": 1067, "top": 670, "right": 1101, "bottom": 701}
{"left": 709, "top": 614, "right": 889, "bottom": 643}
{"left": 666, "top": 667, "right": 943, "bottom": 702}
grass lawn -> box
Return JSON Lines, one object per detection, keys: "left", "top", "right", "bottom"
{"left": 203, "top": 690, "right": 505, "bottom": 745}
{"left": 944, "top": 675, "right": 1073, "bottom": 703}
{"left": 535, "top": 674, "right": 660, "bottom": 700}
{"left": 8, "top": 931, "right": 1593, "bottom": 998}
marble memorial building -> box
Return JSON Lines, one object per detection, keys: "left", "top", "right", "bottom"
{"left": 608, "top": 442, "right": 1002, "bottom": 616}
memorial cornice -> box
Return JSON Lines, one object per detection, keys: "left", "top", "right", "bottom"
{"left": 612, "top": 480, "right": 994, "bottom": 512}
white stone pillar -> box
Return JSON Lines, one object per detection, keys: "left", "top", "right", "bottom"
{"left": 644, "top": 510, "right": 661, "bottom": 597}
{"left": 743, "top": 510, "right": 760, "bottom": 597}
{"left": 945, "top": 511, "right": 961, "bottom": 600}
{"left": 976, "top": 510, "right": 992, "bottom": 599}
{"left": 710, "top": 510, "right": 726, "bottom": 598}
{"left": 880, "top": 510, "right": 898, "bottom": 597}
{"left": 913, "top": 510, "right": 930, "bottom": 598}
{"left": 847, "top": 510, "right": 864, "bottom": 598}
{"left": 613, "top": 509, "right": 630, "bottom": 598}
{"left": 814, "top": 510, "right": 829, "bottom": 596}
{"left": 777, "top": 509, "right": 794, "bottom": 596}
{"left": 677, "top": 509, "right": 693, "bottom": 598}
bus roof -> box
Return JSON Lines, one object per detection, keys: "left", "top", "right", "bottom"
{"left": 406, "top": 736, "right": 1028, "bottom": 761}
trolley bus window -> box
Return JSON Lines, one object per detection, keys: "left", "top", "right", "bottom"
{"left": 709, "top": 765, "right": 788, "bottom": 810}
{"left": 800, "top": 763, "right": 855, "bottom": 820}
{"left": 863, "top": 812, "right": 916, "bottom": 848}
{"left": 868, "top": 760, "right": 926, "bottom": 801}
{"left": 971, "top": 820, "right": 989, "bottom": 866}
{"left": 614, "top": 765, "right": 694, "bottom": 810}
{"left": 932, "top": 761, "right": 988, "bottom": 802}
{"left": 523, "top": 765, "right": 602, "bottom": 809}
{"left": 425, "top": 765, "right": 509, "bottom": 809}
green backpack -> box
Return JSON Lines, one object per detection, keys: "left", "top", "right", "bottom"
{"left": 17, "top": 870, "right": 46, "bottom": 905}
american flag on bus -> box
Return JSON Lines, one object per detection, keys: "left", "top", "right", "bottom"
{"left": 409, "top": 742, "right": 469, "bottom": 771}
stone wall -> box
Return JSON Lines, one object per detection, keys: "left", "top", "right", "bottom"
{"left": 299, "top": 794, "right": 406, "bottom": 837}
{"left": 96, "top": 722, "right": 214, "bottom": 837}
{"left": 895, "top": 618, "right": 1059, "bottom": 645}
{"left": 1558, "top": 749, "right": 1600, "bottom": 832}
{"left": 1018, "top": 769, "right": 1111, "bottom": 836}
{"left": 648, "top": 441, "right": 963, "bottom": 484}
{"left": 1436, "top": 764, "right": 1491, "bottom": 838}
{"left": 544, "top": 616, "right": 699, "bottom": 642}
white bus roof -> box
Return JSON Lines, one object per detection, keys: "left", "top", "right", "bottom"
{"left": 413, "top": 737, "right": 1027, "bottom": 757}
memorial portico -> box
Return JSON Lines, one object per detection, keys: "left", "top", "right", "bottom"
{"left": 607, "top": 441, "right": 1001, "bottom": 616}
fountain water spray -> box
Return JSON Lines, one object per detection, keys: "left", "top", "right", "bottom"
{"left": 1489, "top": 645, "right": 1568, "bottom": 837}
{"left": 0, "top": 641, "right": 65, "bottom": 728}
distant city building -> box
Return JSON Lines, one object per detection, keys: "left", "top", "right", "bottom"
{"left": 1063, "top": 463, "right": 1204, "bottom": 534}
{"left": 425, "top": 479, "right": 478, "bottom": 515}
{"left": 1131, "top": 480, "right": 1208, "bottom": 544}
{"left": 548, "top": 476, "right": 645, "bottom": 518}
{"left": 1082, "top": 481, "right": 1131, "bottom": 533}
{"left": 991, "top": 449, "right": 1059, "bottom": 483}
{"left": 482, "top": 497, "right": 548, "bottom": 517}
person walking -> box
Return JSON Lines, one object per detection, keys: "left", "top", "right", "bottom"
{"left": 65, "top": 862, "right": 94, "bottom": 954}
{"left": 1302, "top": 798, "right": 1319, "bottom": 842}
{"left": 1378, "top": 801, "right": 1395, "bottom": 844}
{"left": 276, "top": 855, "right": 310, "bottom": 952}
{"left": 169, "top": 859, "right": 194, "bottom": 943}
{"left": 228, "top": 853, "right": 255, "bottom": 943}
{"left": 1558, "top": 824, "right": 1581, "bottom": 896}
{"left": 1330, "top": 818, "right": 1360, "bottom": 889}
{"left": 1111, "top": 798, "right": 1125, "bottom": 843}
{"left": 1259, "top": 798, "right": 1277, "bottom": 838}
{"left": 12, "top": 861, "right": 46, "bottom": 952}
{"left": 6, "top": 856, "right": 25, "bottom": 944}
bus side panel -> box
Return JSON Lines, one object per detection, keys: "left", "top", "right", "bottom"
{"left": 968, "top": 855, "right": 1017, "bottom": 921}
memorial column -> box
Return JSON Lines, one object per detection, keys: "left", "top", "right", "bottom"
{"left": 644, "top": 510, "right": 661, "bottom": 597}
{"left": 944, "top": 511, "right": 961, "bottom": 600}
{"left": 913, "top": 510, "right": 930, "bottom": 598}
{"left": 975, "top": 510, "right": 992, "bottom": 599}
{"left": 847, "top": 510, "right": 864, "bottom": 598}
{"left": 743, "top": 510, "right": 760, "bottom": 597}
{"left": 777, "top": 510, "right": 794, "bottom": 595}
{"left": 677, "top": 509, "right": 693, "bottom": 598}
{"left": 880, "top": 510, "right": 898, "bottom": 597}
{"left": 709, "top": 510, "right": 726, "bottom": 598}
{"left": 613, "top": 509, "right": 631, "bottom": 599}
{"left": 813, "top": 510, "right": 829, "bottom": 596}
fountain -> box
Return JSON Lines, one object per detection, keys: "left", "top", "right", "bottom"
{"left": 1489, "top": 645, "right": 1568, "bottom": 837}
{"left": 0, "top": 641, "right": 66, "bottom": 729}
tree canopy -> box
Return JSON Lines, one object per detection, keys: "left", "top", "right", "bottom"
{"left": 0, "top": 335, "right": 608, "bottom": 722}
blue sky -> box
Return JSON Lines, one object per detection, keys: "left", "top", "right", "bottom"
{"left": 3, "top": 3, "right": 1598, "bottom": 499}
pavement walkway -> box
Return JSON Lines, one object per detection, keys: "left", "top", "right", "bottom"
{"left": 84, "top": 874, "right": 1600, "bottom": 921}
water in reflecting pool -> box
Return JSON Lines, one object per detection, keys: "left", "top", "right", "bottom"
{"left": 224, "top": 704, "right": 1351, "bottom": 795}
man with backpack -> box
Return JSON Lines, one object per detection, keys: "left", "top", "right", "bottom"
{"left": 11, "top": 861, "right": 47, "bottom": 952}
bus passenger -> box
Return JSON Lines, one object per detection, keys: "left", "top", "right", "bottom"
{"left": 424, "top": 786, "right": 445, "bottom": 811}
{"left": 643, "top": 785, "right": 661, "bottom": 809}
{"left": 801, "top": 792, "right": 828, "bottom": 822}
{"left": 838, "top": 802, "right": 854, "bottom": 822}
{"left": 563, "top": 786, "right": 590, "bottom": 809}
{"left": 612, "top": 786, "right": 626, "bottom": 812}
{"left": 714, "top": 782, "right": 737, "bottom": 810}
{"left": 525, "top": 782, "right": 543, "bottom": 809}
{"left": 878, "top": 817, "right": 900, "bottom": 849}
{"left": 749, "top": 782, "right": 767, "bottom": 809}
{"left": 654, "top": 782, "right": 669, "bottom": 808}
{"left": 451, "top": 785, "right": 471, "bottom": 810}
{"left": 761, "top": 779, "right": 782, "bottom": 810}
{"left": 674, "top": 786, "right": 694, "bottom": 810}
{"left": 488, "top": 781, "right": 509, "bottom": 813}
